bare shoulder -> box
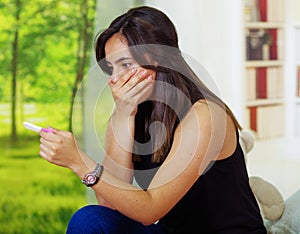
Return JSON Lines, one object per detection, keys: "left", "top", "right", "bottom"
{"left": 193, "top": 99, "right": 226, "bottom": 116}
{"left": 170, "top": 100, "right": 225, "bottom": 163}
{"left": 178, "top": 99, "right": 226, "bottom": 131}
{"left": 195, "top": 99, "right": 238, "bottom": 160}
{"left": 177, "top": 99, "right": 238, "bottom": 161}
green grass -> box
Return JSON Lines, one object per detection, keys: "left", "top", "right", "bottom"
{"left": 0, "top": 103, "right": 86, "bottom": 234}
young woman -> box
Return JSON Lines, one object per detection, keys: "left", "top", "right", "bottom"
{"left": 39, "top": 6, "right": 267, "bottom": 234}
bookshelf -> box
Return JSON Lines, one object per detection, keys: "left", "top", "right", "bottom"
{"left": 244, "top": 0, "right": 285, "bottom": 139}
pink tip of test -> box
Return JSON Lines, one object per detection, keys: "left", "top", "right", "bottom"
{"left": 23, "top": 121, "right": 53, "bottom": 133}
{"left": 41, "top": 128, "right": 54, "bottom": 133}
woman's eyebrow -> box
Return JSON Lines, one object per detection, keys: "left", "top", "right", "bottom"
{"left": 107, "top": 57, "right": 133, "bottom": 65}
{"left": 115, "top": 57, "right": 134, "bottom": 64}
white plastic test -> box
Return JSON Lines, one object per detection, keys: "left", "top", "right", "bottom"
{"left": 23, "top": 121, "right": 53, "bottom": 133}
{"left": 23, "top": 121, "right": 42, "bottom": 132}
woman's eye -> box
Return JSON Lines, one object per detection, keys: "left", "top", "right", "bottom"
{"left": 122, "top": 63, "right": 132, "bottom": 69}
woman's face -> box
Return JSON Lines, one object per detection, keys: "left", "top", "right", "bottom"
{"left": 104, "top": 33, "right": 157, "bottom": 105}
{"left": 104, "top": 33, "right": 156, "bottom": 78}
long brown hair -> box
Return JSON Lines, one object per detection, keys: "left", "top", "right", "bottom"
{"left": 95, "top": 6, "right": 242, "bottom": 163}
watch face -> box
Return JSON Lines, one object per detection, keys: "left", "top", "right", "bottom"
{"left": 85, "top": 173, "right": 96, "bottom": 184}
{"left": 82, "top": 168, "right": 101, "bottom": 187}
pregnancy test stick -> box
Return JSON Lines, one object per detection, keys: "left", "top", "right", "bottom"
{"left": 23, "top": 122, "right": 53, "bottom": 133}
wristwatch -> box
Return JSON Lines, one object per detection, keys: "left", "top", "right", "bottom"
{"left": 81, "top": 163, "right": 104, "bottom": 187}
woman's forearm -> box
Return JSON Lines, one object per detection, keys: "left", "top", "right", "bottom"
{"left": 102, "top": 110, "right": 136, "bottom": 183}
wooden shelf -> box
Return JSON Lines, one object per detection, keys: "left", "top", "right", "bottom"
{"left": 245, "top": 22, "right": 284, "bottom": 29}
{"left": 245, "top": 60, "right": 283, "bottom": 67}
{"left": 246, "top": 98, "right": 284, "bottom": 107}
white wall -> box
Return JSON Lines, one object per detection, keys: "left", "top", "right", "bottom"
{"left": 284, "top": 0, "right": 296, "bottom": 138}
{"left": 88, "top": 0, "right": 246, "bottom": 124}
{"left": 283, "top": 0, "right": 300, "bottom": 158}
{"left": 145, "top": 0, "right": 245, "bottom": 124}
{"left": 295, "top": 0, "right": 300, "bottom": 21}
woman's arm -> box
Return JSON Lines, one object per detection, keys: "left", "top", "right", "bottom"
{"left": 95, "top": 68, "right": 155, "bottom": 207}
{"left": 102, "top": 112, "right": 135, "bottom": 183}
{"left": 39, "top": 101, "right": 236, "bottom": 225}
{"left": 93, "top": 101, "right": 230, "bottom": 225}
{"left": 101, "top": 67, "right": 155, "bottom": 182}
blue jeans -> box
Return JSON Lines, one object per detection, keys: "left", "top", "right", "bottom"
{"left": 66, "top": 205, "right": 166, "bottom": 234}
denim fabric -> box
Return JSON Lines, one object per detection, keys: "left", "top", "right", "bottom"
{"left": 66, "top": 205, "right": 165, "bottom": 234}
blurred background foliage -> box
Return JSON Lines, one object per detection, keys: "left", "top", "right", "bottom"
{"left": 0, "top": 0, "right": 96, "bottom": 138}
{"left": 0, "top": 0, "right": 96, "bottom": 233}
{"left": 0, "top": 0, "right": 144, "bottom": 232}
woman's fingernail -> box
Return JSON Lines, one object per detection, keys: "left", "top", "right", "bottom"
{"left": 147, "top": 75, "right": 153, "bottom": 80}
{"left": 111, "top": 77, "right": 118, "bottom": 83}
{"left": 140, "top": 70, "right": 147, "bottom": 76}
{"left": 130, "top": 68, "right": 137, "bottom": 73}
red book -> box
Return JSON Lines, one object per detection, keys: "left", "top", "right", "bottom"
{"left": 269, "top": 29, "right": 278, "bottom": 60}
{"left": 256, "top": 67, "right": 267, "bottom": 98}
{"left": 249, "top": 107, "right": 257, "bottom": 132}
{"left": 259, "top": 0, "right": 267, "bottom": 21}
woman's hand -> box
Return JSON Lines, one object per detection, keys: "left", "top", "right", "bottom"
{"left": 109, "top": 67, "right": 155, "bottom": 116}
{"left": 39, "top": 128, "right": 89, "bottom": 175}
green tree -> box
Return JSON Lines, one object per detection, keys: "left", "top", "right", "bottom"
{"left": 0, "top": 0, "right": 96, "bottom": 137}
{"left": 69, "top": 0, "right": 96, "bottom": 131}
{"left": 1, "top": 0, "right": 68, "bottom": 139}
{"left": 10, "top": 0, "right": 21, "bottom": 140}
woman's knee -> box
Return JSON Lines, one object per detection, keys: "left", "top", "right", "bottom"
{"left": 66, "top": 205, "right": 126, "bottom": 234}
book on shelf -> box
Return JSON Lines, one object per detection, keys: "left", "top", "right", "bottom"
{"left": 245, "top": 105, "right": 284, "bottom": 139}
{"left": 246, "top": 67, "right": 284, "bottom": 100}
{"left": 245, "top": 0, "right": 260, "bottom": 22}
{"left": 256, "top": 67, "right": 267, "bottom": 98}
{"left": 244, "top": 0, "right": 284, "bottom": 22}
{"left": 267, "top": 0, "right": 284, "bottom": 22}
{"left": 246, "top": 28, "right": 281, "bottom": 61}
{"left": 246, "top": 29, "right": 263, "bottom": 60}
{"left": 269, "top": 29, "right": 277, "bottom": 60}
{"left": 259, "top": 0, "right": 267, "bottom": 21}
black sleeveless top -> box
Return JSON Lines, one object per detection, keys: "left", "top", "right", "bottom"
{"left": 133, "top": 131, "right": 267, "bottom": 234}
